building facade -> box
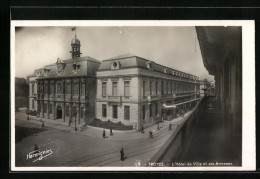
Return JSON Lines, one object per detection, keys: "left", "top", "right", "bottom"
{"left": 28, "top": 35, "right": 101, "bottom": 125}
{"left": 96, "top": 54, "right": 200, "bottom": 130}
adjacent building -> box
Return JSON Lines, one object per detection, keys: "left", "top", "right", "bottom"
{"left": 95, "top": 54, "right": 200, "bottom": 130}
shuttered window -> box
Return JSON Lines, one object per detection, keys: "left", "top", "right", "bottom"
{"left": 143, "top": 81, "right": 146, "bottom": 96}
{"left": 102, "top": 82, "right": 106, "bottom": 97}
{"left": 155, "top": 82, "right": 158, "bottom": 95}
{"left": 124, "top": 106, "right": 130, "bottom": 120}
{"left": 81, "top": 83, "right": 85, "bottom": 95}
{"left": 124, "top": 81, "right": 130, "bottom": 97}
{"left": 102, "top": 104, "right": 107, "bottom": 117}
{"left": 149, "top": 82, "right": 152, "bottom": 95}
{"left": 49, "top": 104, "right": 52, "bottom": 114}
{"left": 112, "top": 82, "right": 118, "bottom": 96}
{"left": 113, "top": 105, "right": 118, "bottom": 118}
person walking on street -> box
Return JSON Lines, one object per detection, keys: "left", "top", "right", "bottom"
{"left": 157, "top": 123, "right": 160, "bottom": 130}
{"left": 103, "top": 130, "right": 106, "bottom": 139}
{"left": 169, "top": 123, "right": 172, "bottom": 130}
{"left": 42, "top": 121, "right": 44, "bottom": 128}
{"left": 120, "top": 148, "right": 124, "bottom": 161}
{"left": 110, "top": 127, "right": 113, "bottom": 135}
{"left": 27, "top": 115, "right": 29, "bottom": 120}
{"left": 141, "top": 125, "right": 144, "bottom": 133}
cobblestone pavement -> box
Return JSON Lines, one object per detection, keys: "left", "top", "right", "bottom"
{"left": 15, "top": 110, "right": 191, "bottom": 167}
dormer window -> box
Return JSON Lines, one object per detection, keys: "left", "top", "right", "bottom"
{"left": 111, "top": 61, "right": 120, "bottom": 70}
{"left": 43, "top": 67, "right": 50, "bottom": 76}
{"left": 172, "top": 71, "right": 175, "bottom": 75}
{"left": 146, "top": 61, "right": 153, "bottom": 70}
{"left": 36, "top": 70, "right": 41, "bottom": 77}
{"left": 164, "top": 68, "right": 167, "bottom": 73}
{"left": 72, "top": 61, "right": 80, "bottom": 73}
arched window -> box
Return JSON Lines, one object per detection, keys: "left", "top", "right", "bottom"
{"left": 57, "top": 82, "right": 61, "bottom": 94}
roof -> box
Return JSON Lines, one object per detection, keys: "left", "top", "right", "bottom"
{"left": 34, "top": 56, "right": 101, "bottom": 79}
{"left": 99, "top": 53, "right": 198, "bottom": 79}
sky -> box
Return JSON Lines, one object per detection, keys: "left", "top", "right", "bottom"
{"left": 15, "top": 26, "right": 214, "bottom": 81}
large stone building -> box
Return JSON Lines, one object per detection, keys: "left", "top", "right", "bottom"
{"left": 28, "top": 34, "right": 101, "bottom": 125}
{"left": 95, "top": 54, "right": 200, "bottom": 130}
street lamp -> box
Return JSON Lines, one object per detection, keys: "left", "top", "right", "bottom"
{"left": 75, "top": 110, "right": 77, "bottom": 131}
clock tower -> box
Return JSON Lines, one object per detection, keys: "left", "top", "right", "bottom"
{"left": 70, "top": 34, "right": 82, "bottom": 59}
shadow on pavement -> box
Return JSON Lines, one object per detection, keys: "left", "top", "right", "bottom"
{"left": 15, "top": 126, "right": 47, "bottom": 143}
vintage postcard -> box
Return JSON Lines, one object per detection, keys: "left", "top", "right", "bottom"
{"left": 11, "top": 20, "right": 255, "bottom": 171}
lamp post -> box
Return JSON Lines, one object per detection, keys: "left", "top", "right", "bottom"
{"left": 83, "top": 107, "right": 86, "bottom": 126}
{"left": 75, "top": 110, "right": 77, "bottom": 131}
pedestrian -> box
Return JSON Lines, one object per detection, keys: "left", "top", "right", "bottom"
{"left": 103, "top": 130, "right": 105, "bottom": 138}
{"left": 34, "top": 144, "right": 39, "bottom": 153}
{"left": 141, "top": 125, "right": 144, "bottom": 133}
{"left": 157, "top": 123, "right": 160, "bottom": 130}
{"left": 27, "top": 115, "right": 29, "bottom": 120}
{"left": 169, "top": 123, "right": 172, "bottom": 130}
{"left": 120, "top": 148, "right": 124, "bottom": 161}
{"left": 42, "top": 121, "right": 44, "bottom": 128}
{"left": 149, "top": 131, "right": 153, "bottom": 138}
{"left": 110, "top": 127, "right": 113, "bottom": 135}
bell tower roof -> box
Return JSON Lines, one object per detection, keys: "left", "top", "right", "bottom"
{"left": 71, "top": 35, "right": 80, "bottom": 45}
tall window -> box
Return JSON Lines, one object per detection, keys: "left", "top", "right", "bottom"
{"left": 50, "top": 85, "right": 53, "bottom": 94}
{"left": 143, "top": 81, "right": 146, "bottom": 96}
{"left": 80, "top": 107, "right": 84, "bottom": 118}
{"left": 49, "top": 104, "right": 52, "bottom": 114}
{"left": 166, "top": 81, "right": 168, "bottom": 94}
{"left": 81, "top": 83, "right": 85, "bottom": 95}
{"left": 124, "top": 81, "right": 130, "bottom": 97}
{"left": 155, "top": 82, "right": 158, "bottom": 95}
{"left": 142, "top": 105, "right": 146, "bottom": 120}
{"left": 66, "top": 83, "right": 71, "bottom": 94}
{"left": 57, "top": 82, "right": 61, "bottom": 94}
{"left": 32, "top": 83, "right": 34, "bottom": 95}
{"left": 45, "top": 84, "right": 48, "bottom": 94}
{"left": 150, "top": 104, "right": 152, "bottom": 117}
{"left": 73, "top": 83, "right": 79, "bottom": 95}
{"left": 149, "top": 82, "right": 152, "bottom": 95}
{"left": 124, "top": 106, "right": 130, "bottom": 120}
{"left": 112, "top": 82, "right": 118, "bottom": 96}
{"left": 32, "top": 99, "right": 35, "bottom": 109}
{"left": 161, "top": 81, "right": 164, "bottom": 95}
{"left": 102, "top": 104, "right": 107, "bottom": 117}
{"left": 155, "top": 103, "right": 158, "bottom": 115}
{"left": 43, "top": 104, "right": 47, "bottom": 113}
{"left": 112, "top": 105, "right": 118, "bottom": 118}
{"left": 66, "top": 106, "right": 70, "bottom": 117}
{"left": 102, "top": 82, "right": 107, "bottom": 97}
{"left": 171, "top": 82, "right": 173, "bottom": 94}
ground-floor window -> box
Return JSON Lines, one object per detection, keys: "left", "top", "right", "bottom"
{"left": 155, "top": 103, "right": 158, "bottom": 115}
{"left": 80, "top": 107, "right": 84, "bottom": 118}
{"left": 66, "top": 106, "right": 70, "bottom": 117}
{"left": 112, "top": 105, "right": 118, "bottom": 119}
{"left": 43, "top": 104, "right": 47, "bottom": 113}
{"left": 32, "top": 99, "right": 35, "bottom": 110}
{"left": 124, "top": 106, "right": 130, "bottom": 120}
{"left": 49, "top": 104, "right": 52, "bottom": 114}
{"left": 102, "top": 104, "right": 107, "bottom": 117}
{"left": 142, "top": 105, "right": 146, "bottom": 120}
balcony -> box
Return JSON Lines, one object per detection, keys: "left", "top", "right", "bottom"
{"left": 107, "top": 96, "right": 122, "bottom": 102}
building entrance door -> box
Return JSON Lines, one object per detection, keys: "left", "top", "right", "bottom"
{"left": 56, "top": 106, "right": 62, "bottom": 119}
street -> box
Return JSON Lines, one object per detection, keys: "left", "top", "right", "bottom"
{"left": 15, "top": 111, "right": 184, "bottom": 167}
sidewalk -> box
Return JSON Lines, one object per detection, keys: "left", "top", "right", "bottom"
{"left": 23, "top": 112, "right": 189, "bottom": 141}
